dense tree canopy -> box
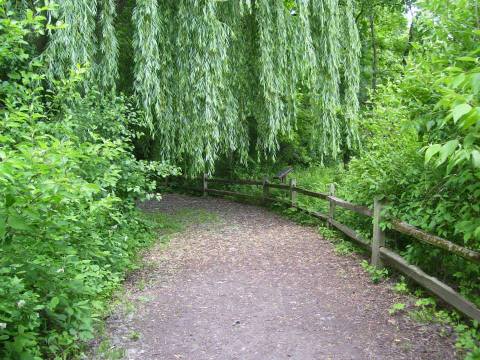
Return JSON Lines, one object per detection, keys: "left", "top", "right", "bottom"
{"left": 16, "top": 0, "right": 363, "bottom": 174}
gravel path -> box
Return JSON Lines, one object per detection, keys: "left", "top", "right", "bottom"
{"left": 103, "top": 194, "right": 456, "bottom": 360}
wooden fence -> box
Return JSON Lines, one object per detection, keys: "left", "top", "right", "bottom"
{"left": 197, "top": 174, "right": 480, "bottom": 322}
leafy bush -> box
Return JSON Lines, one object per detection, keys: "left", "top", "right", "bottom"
{"left": 338, "top": 57, "right": 480, "bottom": 302}
{"left": 282, "top": 46, "right": 480, "bottom": 313}
{"left": 0, "top": 5, "right": 178, "bottom": 358}
{"left": 340, "top": 81, "right": 423, "bottom": 205}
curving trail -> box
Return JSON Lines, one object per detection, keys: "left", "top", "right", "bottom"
{"left": 103, "top": 194, "right": 456, "bottom": 360}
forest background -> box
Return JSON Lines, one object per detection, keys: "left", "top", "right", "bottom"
{"left": 1, "top": 0, "right": 479, "bottom": 358}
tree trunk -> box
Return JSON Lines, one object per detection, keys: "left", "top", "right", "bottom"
{"left": 402, "top": 14, "right": 418, "bottom": 66}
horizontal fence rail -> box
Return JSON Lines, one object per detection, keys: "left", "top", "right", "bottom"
{"left": 197, "top": 174, "right": 480, "bottom": 322}
{"left": 391, "top": 220, "right": 480, "bottom": 263}
{"left": 207, "top": 178, "right": 264, "bottom": 186}
{"left": 329, "top": 196, "right": 372, "bottom": 217}
{"left": 295, "top": 187, "right": 328, "bottom": 200}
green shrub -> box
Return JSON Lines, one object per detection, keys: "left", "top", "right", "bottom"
{"left": 0, "top": 5, "right": 178, "bottom": 358}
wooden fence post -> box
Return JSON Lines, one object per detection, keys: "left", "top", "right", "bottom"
{"left": 328, "top": 183, "right": 336, "bottom": 227}
{"left": 371, "top": 197, "right": 386, "bottom": 268}
{"left": 290, "top": 178, "right": 297, "bottom": 207}
{"left": 203, "top": 173, "right": 208, "bottom": 197}
{"left": 263, "top": 177, "right": 270, "bottom": 204}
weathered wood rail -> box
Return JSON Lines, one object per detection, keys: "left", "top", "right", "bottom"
{"left": 198, "top": 175, "right": 480, "bottom": 322}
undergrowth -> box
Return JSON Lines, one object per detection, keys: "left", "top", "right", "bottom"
{"left": 388, "top": 279, "right": 480, "bottom": 359}
{"left": 0, "top": 8, "right": 179, "bottom": 358}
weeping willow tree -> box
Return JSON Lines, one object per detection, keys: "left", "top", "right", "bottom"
{"left": 309, "top": 0, "right": 342, "bottom": 160}
{"left": 255, "top": 0, "right": 297, "bottom": 155}
{"left": 96, "top": 0, "right": 119, "bottom": 93}
{"left": 340, "top": 0, "right": 361, "bottom": 152}
{"left": 33, "top": 0, "right": 119, "bottom": 91}
{"left": 132, "top": 0, "right": 161, "bottom": 128}
{"left": 44, "top": 0, "right": 98, "bottom": 79}
{"left": 38, "top": 0, "right": 361, "bottom": 174}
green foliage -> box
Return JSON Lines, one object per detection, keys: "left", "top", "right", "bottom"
{"left": 0, "top": 5, "right": 178, "bottom": 358}
{"left": 45, "top": 0, "right": 97, "bottom": 81}
{"left": 323, "top": 0, "right": 480, "bottom": 308}
{"left": 341, "top": 81, "right": 422, "bottom": 205}
{"left": 255, "top": 0, "right": 296, "bottom": 155}
{"left": 96, "top": 0, "right": 119, "bottom": 93}
{"left": 408, "top": 297, "right": 438, "bottom": 323}
{"left": 360, "top": 260, "right": 389, "bottom": 283}
{"left": 310, "top": 0, "right": 342, "bottom": 159}
{"left": 392, "top": 279, "right": 409, "bottom": 294}
{"left": 128, "top": 330, "right": 141, "bottom": 341}
{"left": 456, "top": 322, "right": 480, "bottom": 359}
{"left": 96, "top": 339, "right": 125, "bottom": 360}
{"left": 132, "top": 0, "right": 161, "bottom": 128}
{"left": 355, "top": 0, "right": 407, "bottom": 96}
{"left": 422, "top": 61, "right": 480, "bottom": 245}
{"left": 401, "top": 295, "right": 480, "bottom": 356}
{"left": 130, "top": 0, "right": 362, "bottom": 174}
{"left": 333, "top": 238, "right": 359, "bottom": 256}
{"left": 388, "top": 302, "right": 406, "bottom": 315}
{"left": 340, "top": 0, "right": 361, "bottom": 152}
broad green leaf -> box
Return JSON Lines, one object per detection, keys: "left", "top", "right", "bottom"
{"left": 5, "top": 194, "right": 15, "bottom": 207}
{"left": 437, "top": 140, "right": 459, "bottom": 166}
{"left": 460, "top": 108, "right": 480, "bottom": 129}
{"left": 472, "top": 150, "right": 480, "bottom": 168}
{"left": 444, "top": 66, "right": 463, "bottom": 73}
{"left": 471, "top": 73, "right": 480, "bottom": 94}
{"left": 451, "top": 73, "right": 466, "bottom": 88}
{"left": 0, "top": 217, "right": 5, "bottom": 240}
{"left": 49, "top": 297, "right": 60, "bottom": 310}
{"left": 425, "top": 144, "right": 442, "bottom": 164}
{"left": 457, "top": 56, "right": 477, "bottom": 62}
{"left": 474, "top": 226, "right": 480, "bottom": 239}
{"left": 452, "top": 103, "right": 472, "bottom": 123}
{"left": 7, "top": 214, "right": 30, "bottom": 231}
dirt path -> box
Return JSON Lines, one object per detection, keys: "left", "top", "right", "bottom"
{"left": 102, "top": 194, "right": 456, "bottom": 360}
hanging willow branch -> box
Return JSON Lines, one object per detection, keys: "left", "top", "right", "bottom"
{"left": 96, "top": 0, "right": 118, "bottom": 93}
{"left": 132, "top": 0, "right": 161, "bottom": 128}
{"left": 171, "top": 0, "right": 240, "bottom": 174}
{"left": 220, "top": 0, "right": 255, "bottom": 162}
{"left": 293, "top": 0, "right": 317, "bottom": 87}
{"left": 151, "top": 0, "right": 175, "bottom": 163}
{"left": 340, "top": 0, "right": 361, "bottom": 151}
{"left": 255, "top": 0, "right": 296, "bottom": 156}
{"left": 42, "top": 0, "right": 362, "bottom": 175}
{"left": 45, "top": 0, "right": 97, "bottom": 79}
{"left": 310, "top": 0, "right": 342, "bottom": 160}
